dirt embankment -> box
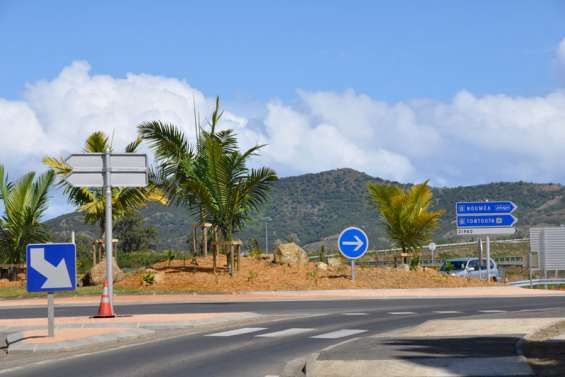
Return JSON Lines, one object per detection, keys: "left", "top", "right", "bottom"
{"left": 117, "top": 255, "right": 492, "bottom": 292}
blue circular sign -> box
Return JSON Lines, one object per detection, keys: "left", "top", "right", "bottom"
{"left": 338, "top": 226, "right": 369, "bottom": 260}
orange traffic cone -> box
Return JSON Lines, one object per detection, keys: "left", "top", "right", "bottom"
{"left": 93, "top": 280, "right": 115, "bottom": 318}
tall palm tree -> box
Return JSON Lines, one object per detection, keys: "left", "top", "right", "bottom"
{"left": 367, "top": 181, "right": 444, "bottom": 261}
{"left": 0, "top": 165, "right": 54, "bottom": 265}
{"left": 139, "top": 98, "right": 278, "bottom": 275}
{"left": 43, "top": 131, "right": 166, "bottom": 237}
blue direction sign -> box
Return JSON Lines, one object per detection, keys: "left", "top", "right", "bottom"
{"left": 338, "top": 227, "right": 369, "bottom": 260}
{"left": 457, "top": 214, "right": 517, "bottom": 228}
{"left": 27, "top": 243, "right": 76, "bottom": 292}
{"left": 456, "top": 201, "right": 516, "bottom": 215}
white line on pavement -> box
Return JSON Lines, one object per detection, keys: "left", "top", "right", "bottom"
{"left": 478, "top": 310, "right": 507, "bottom": 313}
{"left": 206, "top": 327, "right": 267, "bottom": 337}
{"left": 433, "top": 311, "right": 462, "bottom": 314}
{"left": 256, "top": 328, "right": 315, "bottom": 337}
{"left": 343, "top": 312, "right": 368, "bottom": 316}
{"left": 311, "top": 329, "right": 368, "bottom": 339}
{"left": 388, "top": 311, "right": 417, "bottom": 315}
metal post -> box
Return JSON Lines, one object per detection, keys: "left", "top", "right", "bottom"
{"left": 265, "top": 221, "right": 268, "bottom": 254}
{"left": 47, "top": 292, "right": 54, "bottom": 337}
{"left": 528, "top": 249, "right": 533, "bottom": 288}
{"left": 71, "top": 231, "right": 75, "bottom": 244}
{"left": 478, "top": 239, "right": 483, "bottom": 280}
{"left": 104, "top": 150, "right": 113, "bottom": 305}
{"left": 351, "top": 260, "right": 356, "bottom": 281}
{"left": 486, "top": 236, "right": 491, "bottom": 281}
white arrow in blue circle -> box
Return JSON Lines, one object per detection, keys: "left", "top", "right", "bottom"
{"left": 338, "top": 227, "right": 369, "bottom": 260}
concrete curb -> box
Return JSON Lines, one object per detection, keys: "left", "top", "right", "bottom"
{"left": 4, "top": 312, "right": 261, "bottom": 353}
{"left": 6, "top": 328, "right": 154, "bottom": 352}
{"left": 0, "top": 312, "right": 261, "bottom": 332}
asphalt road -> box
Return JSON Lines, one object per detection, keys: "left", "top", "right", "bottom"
{"left": 2, "top": 296, "right": 565, "bottom": 377}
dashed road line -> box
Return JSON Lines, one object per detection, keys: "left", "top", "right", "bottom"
{"left": 206, "top": 327, "right": 267, "bottom": 337}
{"left": 310, "top": 329, "right": 368, "bottom": 339}
{"left": 388, "top": 311, "right": 417, "bottom": 315}
{"left": 256, "top": 328, "right": 314, "bottom": 338}
{"left": 343, "top": 312, "right": 368, "bottom": 316}
{"left": 478, "top": 310, "right": 507, "bottom": 313}
{"left": 433, "top": 310, "right": 462, "bottom": 314}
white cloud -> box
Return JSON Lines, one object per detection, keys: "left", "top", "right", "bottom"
{"left": 2, "top": 59, "right": 565, "bottom": 219}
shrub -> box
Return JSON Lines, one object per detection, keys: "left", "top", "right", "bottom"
{"left": 142, "top": 271, "right": 155, "bottom": 285}
{"left": 410, "top": 256, "right": 420, "bottom": 271}
{"left": 247, "top": 271, "right": 258, "bottom": 282}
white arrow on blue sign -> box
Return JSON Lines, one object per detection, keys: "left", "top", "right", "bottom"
{"left": 27, "top": 243, "right": 76, "bottom": 292}
{"left": 457, "top": 214, "right": 517, "bottom": 228}
{"left": 338, "top": 227, "right": 369, "bottom": 260}
{"left": 456, "top": 201, "right": 517, "bottom": 215}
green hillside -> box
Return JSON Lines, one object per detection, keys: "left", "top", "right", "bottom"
{"left": 46, "top": 168, "right": 565, "bottom": 252}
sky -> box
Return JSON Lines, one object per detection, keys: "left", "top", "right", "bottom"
{"left": 1, "top": 0, "right": 565, "bottom": 217}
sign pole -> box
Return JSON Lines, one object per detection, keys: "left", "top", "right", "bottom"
{"left": 104, "top": 150, "right": 113, "bottom": 306}
{"left": 486, "top": 236, "right": 491, "bottom": 281}
{"left": 351, "top": 260, "right": 356, "bottom": 281}
{"left": 47, "top": 292, "right": 54, "bottom": 337}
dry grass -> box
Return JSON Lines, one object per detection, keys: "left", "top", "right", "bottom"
{"left": 116, "top": 255, "right": 492, "bottom": 292}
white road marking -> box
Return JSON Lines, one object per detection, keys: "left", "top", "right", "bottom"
{"left": 343, "top": 312, "right": 368, "bottom": 316}
{"left": 256, "top": 328, "right": 314, "bottom": 337}
{"left": 206, "top": 327, "right": 267, "bottom": 337}
{"left": 478, "top": 310, "right": 506, "bottom": 313}
{"left": 433, "top": 311, "right": 462, "bottom": 314}
{"left": 388, "top": 311, "right": 417, "bottom": 315}
{"left": 311, "top": 329, "right": 368, "bottom": 339}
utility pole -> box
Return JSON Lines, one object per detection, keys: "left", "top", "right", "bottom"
{"left": 264, "top": 217, "right": 272, "bottom": 253}
{"left": 104, "top": 150, "right": 113, "bottom": 305}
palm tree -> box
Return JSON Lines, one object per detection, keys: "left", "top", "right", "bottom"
{"left": 367, "top": 181, "right": 444, "bottom": 263}
{"left": 0, "top": 165, "right": 54, "bottom": 267}
{"left": 139, "top": 98, "right": 278, "bottom": 276}
{"left": 43, "top": 131, "right": 166, "bottom": 238}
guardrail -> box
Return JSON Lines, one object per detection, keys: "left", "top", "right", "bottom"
{"left": 508, "top": 278, "right": 565, "bottom": 287}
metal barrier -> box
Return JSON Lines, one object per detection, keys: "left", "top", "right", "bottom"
{"left": 508, "top": 278, "right": 565, "bottom": 287}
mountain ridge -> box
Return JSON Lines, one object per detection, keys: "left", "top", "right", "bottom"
{"left": 46, "top": 168, "right": 565, "bottom": 252}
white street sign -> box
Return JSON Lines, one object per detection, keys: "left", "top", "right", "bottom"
{"left": 428, "top": 242, "right": 437, "bottom": 252}
{"left": 456, "top": 227, "right": 516, "bottom": 236}
{"left": 62, "top": 151, "right": 148, "bottom": 315}
{"left": 64, "top": 153, "right": 148, "bottom": 188}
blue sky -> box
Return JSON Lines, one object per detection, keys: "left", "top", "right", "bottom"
{"left": 1, "top": 1, "right": 565, "bottom": 217}
{"left": 1, "top": 0, "right": 563, "bottom": 102}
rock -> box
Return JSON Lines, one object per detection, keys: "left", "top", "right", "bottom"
{"left": 273, "top": 242, "right": 308, "bottom": 267}
{"left": 327, "top": 256, "right": 344, "bottom": 267}
{"left": 82, "top": 258, "right": 125, "bottom": 286}
{"left": 315, "top": 262, "right": 328, "bottom": 271}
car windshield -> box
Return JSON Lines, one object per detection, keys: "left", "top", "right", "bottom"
{"left": 440, "top": 260, "right": 468, "bottom": 271}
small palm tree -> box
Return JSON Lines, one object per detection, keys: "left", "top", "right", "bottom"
{"left": 139, "top": 98, "right": 277, "bottom": 275}
{"left": 0, "top": 165, "right": 54, "bottom": 265}
{"left": 368, "top": 181, "right": 444, "bottom": 260}
{"left": 43, "top": 131, "right": 166, "bottom": 237}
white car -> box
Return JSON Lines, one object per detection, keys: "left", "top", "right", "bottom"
{"left": 440, "top": 257, "right": 501, "bottom": 281}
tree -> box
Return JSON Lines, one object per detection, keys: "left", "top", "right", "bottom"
{"left": 0, "top": 165, "right": 54, "bottom": 265}
{"left": 43, "top": 131, "right": 167, "bottom": 237}
{"left": 114, "top": 211, "right": 157, "bottom": 252}
{"left": 367, "top": 181, "right": 444, "bottom": 259}
{"left": 139, "top": 97, "right": 278, "bottom": 275}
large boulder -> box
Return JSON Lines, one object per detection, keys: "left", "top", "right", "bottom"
{"left": 273, "top": 242, "right": 309, "bottom": 267}
{"left": 82, "top": 258, "right": 125, "bottom": 286}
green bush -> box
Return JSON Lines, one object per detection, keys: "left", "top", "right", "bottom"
{"left": 117, "top": 251, "right": 171, "bottom": 269}
{"left": 142, "top": 271, "right": 155, "bottom": 285}
{"left": 409, "top": 256, "right": 420, "bottom": 271}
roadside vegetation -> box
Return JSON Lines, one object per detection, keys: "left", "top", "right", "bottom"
{"left": 0, "top": 165, "right": 54, "bottom": 266}
{"left": 368, "top": 180, "right": 444, "bottom": 263}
